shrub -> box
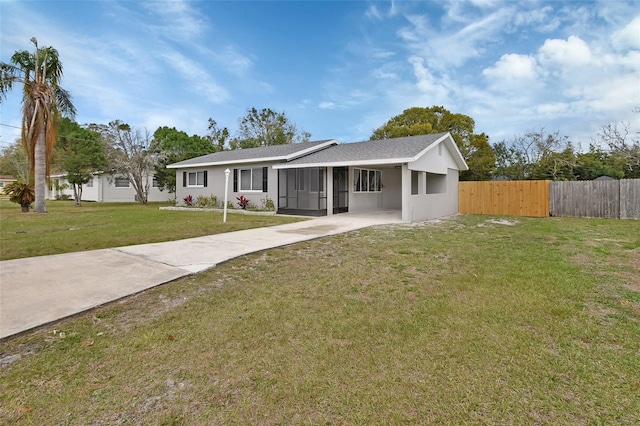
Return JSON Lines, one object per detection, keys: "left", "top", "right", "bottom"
{"left": 210, "top": 195, "right": 218, "bottom": 207}
{"left": 5, "top": 181, "right": 35, "bottom": 213}
{"left": 236, "top": 195, "right": 250, "bottom": 210}
{"left": 196, "top": 195, "right": 209, "bottom": 208}
{"left": 262, "top": 197, "right": 275, "bottom": 211}
{"left": 183, "top": 194, "right": 193, "bottom": 206}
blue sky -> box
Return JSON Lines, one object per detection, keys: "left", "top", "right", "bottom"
{"left": 1, "top": 0, "right": 639, "bottom": 150}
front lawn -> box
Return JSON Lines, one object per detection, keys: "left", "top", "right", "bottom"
{"left": 1, "top": 215, "right": 639, "bottom": 424}
{"left": 0, "top": 200, "right": 303, "bottom": 260}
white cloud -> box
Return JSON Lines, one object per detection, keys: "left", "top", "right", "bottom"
{"left": 141, "top": 0, "right": 208, "bottom": 41}
{"left": 365, "top": 5, "right": 383, "bottom": 21}
{"left": 160, "top": 50, "right": 229, "bottom": 103}
{"left": 369, "top": 49, "right": 396, "bottom": 60}
{"left": 319, "top": 102, "right": 337, "bottom": 110}
{"left": 408, "top": 56, "right": 448, "bottom": 99}
{"left": 214, "top": 46, "right": 255, "bottom": 75}
{"left": 483, "top": 53, "right": 539, "bottom": 81}
{"left": 536, "top": 102, "right": 571, "bottom": 117}
{"left": 538, "top": 35, "right": 592, "bottom": 67}
{"left": 611, "top": 16, "right": 640, "bottom": 50}
{"left": 399, "top": 7, "right": 515, "bottom": 68}
{"left": 512, "top": 6, "right": 560, "bottom": 32}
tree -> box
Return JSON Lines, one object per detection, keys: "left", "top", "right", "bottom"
{"left": 592, "top": 119, "right": 640, "bottom": 178}
{"left": 205, "top": 118, "right": 231, "bottom": 152}
{"left": 0, "top": 37, "right": 76, "bottom": 212}
{"left": 96, "top": 120, "right": 154, "bottom": 204}
{"left": 0, "top": 141, "right": 30, "bottom": 182}
{"left": 57, "top": 118, "right": 107, "bottom": 206}
{"left": 371, "top": 106, "right": 495, "bottom": 180}
{"left": 574, "top": 148, "right": 624, "bottom": 180}
{"left": 151, "top": 122, "right": 221, "bottom": 194}
{"left": 233, "top": 107, "right": 310, "bottom": 149}
{"left": 493, "top": 129, "right": 571, "bottom": 180}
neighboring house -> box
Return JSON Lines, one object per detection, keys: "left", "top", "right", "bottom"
{"left": 168, "top": 133, "right": 469, "bottom": 222}
{"left": 0, "top": 175, "right": 17, "bottom": 194}
{"left": 48, "top": 173, "right": 172, "bottom": 203}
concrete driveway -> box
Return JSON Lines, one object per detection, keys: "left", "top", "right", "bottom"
{"left": 0, "top": 211, "right": 403, "bottom": 339}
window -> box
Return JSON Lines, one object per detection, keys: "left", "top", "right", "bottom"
{"left": 115, "top": 177, "right": 130, "bottom": 188}
{"left": 238, "top": 168, "right": 264, "bottom": 191}
{"left": 85, "top": 178, "right": 93, "bottom": 188}
{"left": 152, "top": 177, "right": 159, "bottom": 188}
{"left": 0, "top": 182, "right": 4, "bottom": 188}
{"left": 187, "top": 171, "right": 206, "bottom": 187}
{"left": 353, "top": 168, "right": 381, "bottom": 192}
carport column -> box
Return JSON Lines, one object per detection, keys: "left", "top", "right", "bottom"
{"left": 326, "top": 166, "right": 334, "bottom": 215}
{"left": 401, "top": 163, "right": 411, "bottom": 221}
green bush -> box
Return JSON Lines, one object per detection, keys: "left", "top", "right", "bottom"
{"left": 196, "top": 195, "right": 209, "bottom": 208}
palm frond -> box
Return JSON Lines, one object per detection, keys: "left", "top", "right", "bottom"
{"left": 54, "top": 86, "right": 76, "bottom": 118}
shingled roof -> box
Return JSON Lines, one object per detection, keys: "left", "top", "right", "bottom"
{"left": 274, "top": 133, "right": 467, "bottom": 170}
{"left": 167, "top": 139, "right": 337, "bottom": 169}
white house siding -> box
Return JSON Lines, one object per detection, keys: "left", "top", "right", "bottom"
{"left": 48, "top": 174, "right": 170, "bottom": 202}
{"left": 175, "top": 163, "right": 279, "bottom": 209}
{"left": 404, "top": 168, "right": 459, "bottom": 221}
{"left": 408, "top": 142, "right": 459, "bottom": 173}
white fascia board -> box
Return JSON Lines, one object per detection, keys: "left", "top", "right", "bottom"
{"left": 273, "top": 158, "right": 412, "bottom": 169}
{"left": 285, "top": 139, "right": 339, "bottom": 161}
{"left": 409, "top": 133, "right": 448, "bottom": 162}
{"left": 167, "top": 156, "right": 285, "bottom": 169}
{"left": 166, "top": 141, "right": 338, "bottom": 169}
{"left": 410, "top": 133, "right": 469, "bottom": 171}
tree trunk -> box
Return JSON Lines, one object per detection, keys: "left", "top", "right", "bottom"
{"left": 33, "top": 125, "right": 47, "bottom": 213}
{"left": 73, "top": 183, "right": 82, "bottom": 206}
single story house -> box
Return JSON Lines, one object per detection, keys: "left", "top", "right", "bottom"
{"left": 48, "top": 172, "right": 172, "bottom": 203}
{"left": 167, "top": 132, "right": 468, "bottom": 222}
{"left": 0, "top": 175, "right": 17, "bottom": 194}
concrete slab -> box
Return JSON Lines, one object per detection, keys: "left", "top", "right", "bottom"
{"left": 0, "top": 211, "right": 404, "bottom": 339}
{"left": 0, "top": 249, "right": 190, "bottom": 339}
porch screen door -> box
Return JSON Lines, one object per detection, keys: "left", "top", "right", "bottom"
{"left": 333, "top": 167, "right": 349, "bottom": 214}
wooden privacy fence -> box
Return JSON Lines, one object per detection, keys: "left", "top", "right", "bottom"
{"left": 549, "top": 179, "right": 640, "bottom": 219}
{"left": 459, "top": 179, "right": 640, "bottom": 219}
{"left": 458, "top": 181, "right": 550, "bottom": 217}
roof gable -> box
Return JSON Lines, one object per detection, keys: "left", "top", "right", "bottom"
{"left": 167, "top": 139, "right": 338, "bottom": 169}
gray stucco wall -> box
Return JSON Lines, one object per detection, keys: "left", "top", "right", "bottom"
{"left": 406, "top": 168, "right": 459, "bottom": 221}
{"left": 174, "top": 162, "right": 279, "bottom": 209}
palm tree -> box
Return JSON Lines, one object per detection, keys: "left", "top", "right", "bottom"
{"left": 0, "top": 37, "right": 76, "bottom": 212}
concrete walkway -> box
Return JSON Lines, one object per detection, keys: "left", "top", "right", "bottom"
{"left": 0, "top": 211, "right": 404, "bottom": 339}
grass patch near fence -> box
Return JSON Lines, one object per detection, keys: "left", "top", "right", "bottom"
{"left": 1, "top": 215, "right": 639, "bottom": 424}
{"left": 0, "top": 200, "right": 303, "bottom": 260}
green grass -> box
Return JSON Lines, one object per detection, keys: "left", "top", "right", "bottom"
{"left": 0, "top": 200, "right": 303, "bottom": 260}
{"left": 1, "top": 215, "right": 639, "bottom": 424}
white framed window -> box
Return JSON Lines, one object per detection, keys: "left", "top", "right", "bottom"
{"left": 85, "top": 178, "right": 93, "bottom": 188}
{"left": 115, "top": 177, "right": 130, "bottom": 188}
{"left": 353, "top": 168, "right": 381, "bottom": 192}
{"left": 240, "top": 168, "right": 263, "bottom": 192}
{"left": 152, "top": 176, "right": 159, "bottom": 188}
{"left": 187, "top": 171, "right": 205, "bottom": 187}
